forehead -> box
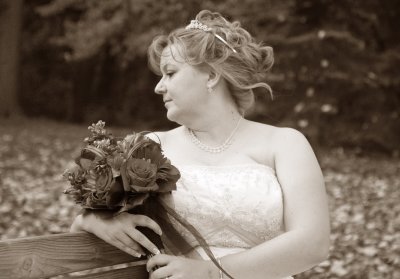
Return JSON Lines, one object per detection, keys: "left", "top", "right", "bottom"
{"left": 160, "top": 44, "right": 186, "bottom": 68}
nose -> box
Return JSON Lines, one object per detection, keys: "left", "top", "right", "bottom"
{"left": 154, "top": 77, "right": 166, "bottom": 95}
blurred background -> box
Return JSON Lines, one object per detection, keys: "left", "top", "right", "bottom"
{"left": 0, "top": 0, "right": 399, "bottom": 278}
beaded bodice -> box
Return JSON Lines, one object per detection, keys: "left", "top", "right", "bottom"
{"left": 162, "top": 164, "right": 285, "bottom": 252}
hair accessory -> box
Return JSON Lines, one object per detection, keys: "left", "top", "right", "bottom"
{"left": 185, "top": 20, "right": 237, "bottom": 53}
{"left": 185, "top": 19, "right": 212, "bottom": 32}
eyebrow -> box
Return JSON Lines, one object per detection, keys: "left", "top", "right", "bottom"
{"left": 160, "top": 63, "right": 175, "bottom": 73}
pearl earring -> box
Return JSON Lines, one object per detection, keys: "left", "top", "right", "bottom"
{"left": 207, "top": 86, "right": 214, "bottom": 94}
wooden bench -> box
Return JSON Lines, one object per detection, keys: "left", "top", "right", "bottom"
{"left": 0, "top": 232, "right": 148, "bottom": 279}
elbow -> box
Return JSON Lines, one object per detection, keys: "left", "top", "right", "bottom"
{"left": 295, "top": 228, "right": 330, "bottom": 266}
{"left": 309, "top": 234, "right": 330, "bottom": 265}
{"left": 314, "top": 241, "right": 330, "bottom": 264}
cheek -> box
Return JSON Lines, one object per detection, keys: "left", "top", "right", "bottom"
{"left": 168, "top": 71, "right": 207, "bottom": 103}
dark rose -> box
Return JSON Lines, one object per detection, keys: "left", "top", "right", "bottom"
{"left": 120, "top": 158, "right": 158, "bottom": 192}
{"left": 127, "top": 134, "right": 180, "bottom": 192}
{"left": 84, "top": 166, "right": 124, "bottom": 209}
{"left": 132, "top": 142, "right": 180, "bottom": 192}
{"left": 154, "top": 157, "right": 180, "bottom": 192}
{"left": 105, "top": 177, "right": 125, "bottom": 208}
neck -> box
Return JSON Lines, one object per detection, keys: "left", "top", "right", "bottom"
{"left": 186, "top": 108, "right": 243, "bottom": 147}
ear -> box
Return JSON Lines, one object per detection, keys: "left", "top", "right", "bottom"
{"left": 207, "top": 69, "right": 222, "bottom": 88}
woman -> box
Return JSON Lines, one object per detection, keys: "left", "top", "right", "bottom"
{"left": 71, "top": 10, "right": 330, "bottom": 279}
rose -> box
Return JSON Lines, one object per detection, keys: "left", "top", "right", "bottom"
{"left": 83, "top": 166, "right": 125, "bottom": 209}
{"left": 125, "top": 134, "right": 180, "bottom": 192}
{"left": 69, "top": 144, "right": 125, "bottom": 209}
{"left": 156, "top": 158, "right": 180, "bottom": 190}
{"left": 117, "top": 158, "right": 159, "bottom": 212}
{"left": 121, "top": 158, "right": 158, "bottom": 192}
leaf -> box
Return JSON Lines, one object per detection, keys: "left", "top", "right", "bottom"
{"left": 105, "top": 178, "right": 125, "bottom": 208}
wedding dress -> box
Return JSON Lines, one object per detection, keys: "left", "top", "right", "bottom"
{"left": 163, "top": 163, "right": 293, "bottom": 279}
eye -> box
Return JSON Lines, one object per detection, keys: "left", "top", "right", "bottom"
{"left": 166, "top": 72, "right": 175, "bottom": 77}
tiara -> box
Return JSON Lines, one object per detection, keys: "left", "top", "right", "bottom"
{"left": 185, "top": 20, "right": 237, "bottom": 53}
{"left": 185, "top": 20, "right": 212, "bottom": 32}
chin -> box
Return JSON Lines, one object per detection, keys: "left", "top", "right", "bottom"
{"left": 166, "top": 109, "right": 185, "bottom": 126}
{"left": 166, "top": 109, "right": 179, "bottom": 122}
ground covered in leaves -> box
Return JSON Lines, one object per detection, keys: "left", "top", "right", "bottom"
{"left": 0, "top": 118, "right": 399, "bottom": 278}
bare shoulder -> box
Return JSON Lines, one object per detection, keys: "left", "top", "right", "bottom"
{"left": 266, "top": 126, "right": 320, "bottom": 174}
{"left": 246, "top": 121, "right": 307, "bottom": 145}
{"left": 270, "top": 126, "right": 313, "bottom": 157}
{"left": 272, "top": 127, "right": 309, "bottom": 148}
{"left": 244, "top": 121, "right": 313, "bottom": 160}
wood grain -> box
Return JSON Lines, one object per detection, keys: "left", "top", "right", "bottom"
{"left": 0, "top": 232, "right": 147, "bottom": 279}
{"left": 57, "top": 265, "right": 148, "bottom": 279}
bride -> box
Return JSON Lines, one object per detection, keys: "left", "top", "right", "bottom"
{"left": 71, "top": 10, "right": 330, "bottom": 279}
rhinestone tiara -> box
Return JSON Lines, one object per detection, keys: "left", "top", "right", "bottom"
{"left": 185, "top": 20, "right": 212, "bottom": 32}
{"left": 185, "top": 19, "right": 237, "bottom": 53}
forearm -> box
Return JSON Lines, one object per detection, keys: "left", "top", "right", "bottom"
{"left": 217, "top": 230, "right": 329, "bottom": 279}
{"left": 70, "top": 214, "right": 84, "bottom": 232}
{"left": 69, "top": 210, "right": 111, "bottom": 233}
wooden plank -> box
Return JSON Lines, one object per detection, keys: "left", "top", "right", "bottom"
{"left": 0, "top": 232, "right": 144, "bottom": 279}
{"left": 57, "top": 264, "right": 148, "bottom": 279}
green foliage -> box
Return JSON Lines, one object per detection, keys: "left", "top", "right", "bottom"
{"left": 19, "top": 0, "right": 400, "bottom": 153}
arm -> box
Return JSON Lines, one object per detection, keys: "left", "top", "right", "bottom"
{"left": 69, "top": 131, "right": 170, "bottom": 258}
{"left": 148, "top": 128, "right": 330, "bottom": 279}
{"left": 215, "top": 128, "right": 330, "bottom": 278}
{"left": 70, "top": 210, "right": 163, "bottom": 258}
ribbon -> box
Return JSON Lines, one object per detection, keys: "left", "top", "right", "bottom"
{"left": 136, "top": 196, "right": 235, "bottom": 279}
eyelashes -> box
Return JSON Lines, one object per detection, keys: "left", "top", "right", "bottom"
{"left": 166, "top": 72, "right": 175, "bottom": 78}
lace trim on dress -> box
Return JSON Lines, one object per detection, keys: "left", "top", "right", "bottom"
{"left": 163, "top": 164, "right": 285, "bottom": 250}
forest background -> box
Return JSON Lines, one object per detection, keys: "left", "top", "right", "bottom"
{"left": 0, "top": 0, "right": 399, "bottom": 278}
{"left": 1, "top": 0, "right": 399, "bottom": 153}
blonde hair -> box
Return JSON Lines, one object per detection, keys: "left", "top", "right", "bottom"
{"left": 148, "top": 10, "right": 274, "bottom": 114}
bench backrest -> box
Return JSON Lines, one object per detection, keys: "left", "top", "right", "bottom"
{"left": 0, "top": 232, "right": 148, "bottom": 279}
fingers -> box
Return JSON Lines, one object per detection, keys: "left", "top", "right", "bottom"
{"left": 102, "top": 233, "right": 143, "bottom": 258}
{"left": 146, "top": 254, "right": 173, "bottom": 272}
{"left": 132, "top": 215, "right": 163, "bottom": 236}
{"left": 149, "top": 266, "right": 173, "bottom": 279}
{"left": 77, "top": 212, "right": 163, "bottom": 257}
{"left": 112, "top": 232, "right": 146, "bottom": 257}
{"left": 125, "top": 228, "right": 160, "bottom": 255}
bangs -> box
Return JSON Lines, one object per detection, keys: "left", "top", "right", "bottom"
{"left": 147, "top": 28, "right": 211, "bottom": 75}
{"left": 147, "top": 35, "right": 169, "bottom": 75}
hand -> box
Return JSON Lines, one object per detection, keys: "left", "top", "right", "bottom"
{"left": 147, "top": 254, "right": 219, "bottom": 279}
{"left": 71, "top": 211, "right": 162, "bottom": 257}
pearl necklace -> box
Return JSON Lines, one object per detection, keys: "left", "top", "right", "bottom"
{"left": 187, "top": 117, "right": 243, "bottom": 153}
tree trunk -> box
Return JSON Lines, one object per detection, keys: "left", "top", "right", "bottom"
{"left": 0, "top": 0, "right": 22, "bottom": 118}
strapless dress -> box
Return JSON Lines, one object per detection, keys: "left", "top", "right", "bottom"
{"left": 161, "top": 164, "right": 293, "bottom": 279}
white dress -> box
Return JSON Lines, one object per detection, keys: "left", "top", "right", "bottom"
{"left": 163, "top": 163, "right": 293, "bottom": 279}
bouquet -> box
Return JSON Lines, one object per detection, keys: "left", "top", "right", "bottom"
{"left": 63, "top": 121, "right": 180, "bottom": 254}
{"left": 63, "top": 120, "right": 180, "bottom": 214}
{"left": 63, "top": 121, "right": 234, "bottom": 278}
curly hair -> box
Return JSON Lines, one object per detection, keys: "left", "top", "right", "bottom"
{"left": 148, "top": 10, "right": 274, "bottom": 114}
